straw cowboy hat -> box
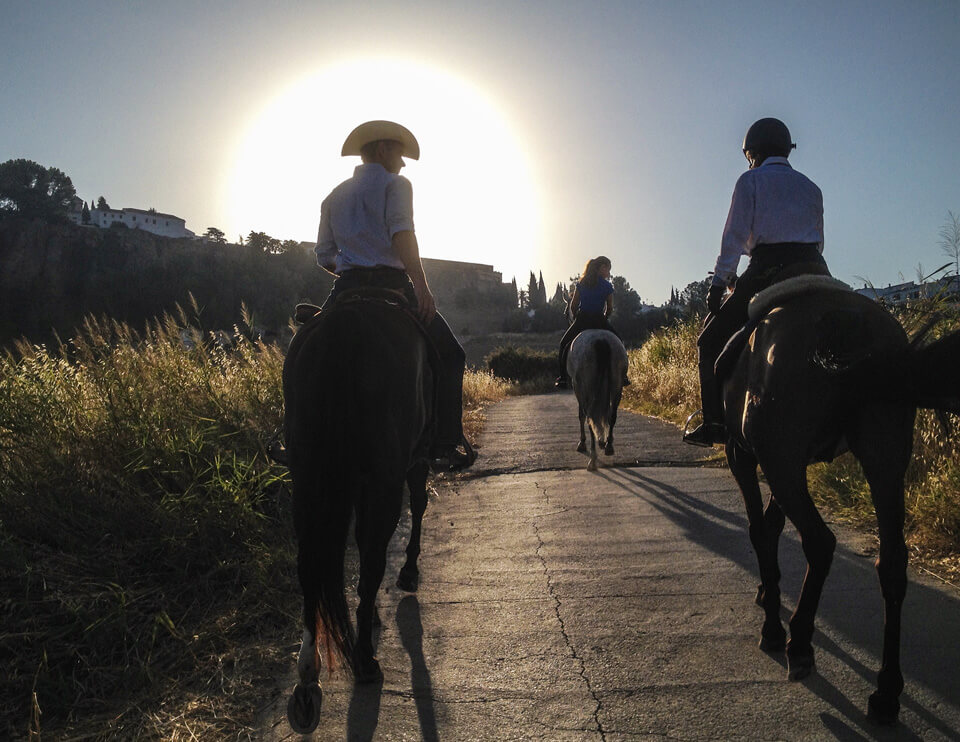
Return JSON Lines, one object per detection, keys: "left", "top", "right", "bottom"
{"left": 341, "top": 120, "right": 420, "bottom": 160}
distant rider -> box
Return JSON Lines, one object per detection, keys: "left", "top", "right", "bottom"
{"left": 555, "top": 255, "right": 627, "bottom": 388}
{"left": 684, "top": 117, "right": 830, "bottom": 447}
{"left": 314, "top": 120, "right": 475, "bottom": 470}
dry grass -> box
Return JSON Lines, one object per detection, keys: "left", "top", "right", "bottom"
{"left": 0, "top": 306, "right": 297, "bottom": 740}
{"left": 461, "top": 368, "right": 511, "bottom": 444}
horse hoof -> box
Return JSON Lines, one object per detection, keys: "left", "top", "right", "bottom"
{"left": 867, "top": 691, "right": 900, "bottom": 725}
{"left": 354, "top": 657, "right": 384, "bottom": 684}
{"left": 396, "top": 569, "right": 419, "bottom": 592}
{"left": 587, "top": 459, "right": 598, "bottom": 472}
{"left": 576, "top": 441, "right": 587, "bottom": 453}
{"left": 287, "top": 682, "right": 322, "bottom": 734}
{"left": 787, "top": 655, "right": 814, "bottom": 681}
{"left": 759, "top": 633, "right": 786, "bottom": 652}
{"left": 604, "top": 444, "right": 614, "bottom": 456}
{"left": 755, "top": 584, "right": 764, "bottom": 606}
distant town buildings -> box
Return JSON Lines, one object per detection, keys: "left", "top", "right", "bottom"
{"left": 65, "top": 197, "right": 195, "bottom": 239}
{"left": 855, "top": 276, "right": 960, "bottom": 305}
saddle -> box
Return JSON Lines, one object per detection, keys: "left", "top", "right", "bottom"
{"left": 294, "top": 287, "right": 411, "bottom": 324}
{"left": 714, "top": 275, "right": 853, "bottom": 383}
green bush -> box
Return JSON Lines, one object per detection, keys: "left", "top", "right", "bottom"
{"left": 485, "top": 345, "right": 557, "bottom": 382}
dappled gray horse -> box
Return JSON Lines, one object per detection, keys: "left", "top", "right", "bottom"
{"left": 567, "top": 329, "right": 629, "bottom": 471}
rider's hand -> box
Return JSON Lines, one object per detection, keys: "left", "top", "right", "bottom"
{"left": 414, "top": 282, "right": 437, "bottom": 324}
{"left": 707, "top": 284, "right": 726, "bottom": 314}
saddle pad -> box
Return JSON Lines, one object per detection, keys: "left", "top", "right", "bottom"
{"left": 747, "top": 275, "right": 852, "bottom": 321}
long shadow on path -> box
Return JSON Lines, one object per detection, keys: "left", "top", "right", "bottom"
{"left": 597, "top": 466, "right": 960, "bottom": 740}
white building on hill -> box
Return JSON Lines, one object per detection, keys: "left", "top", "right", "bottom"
{"left": 66, "top": 199, "right": 195, "bottom": 239}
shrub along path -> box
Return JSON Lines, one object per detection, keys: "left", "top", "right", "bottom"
{"left": 259, "top": 392, "right": 960, "bottom": 740}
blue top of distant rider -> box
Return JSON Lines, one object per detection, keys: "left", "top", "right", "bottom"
{"left": 577, "top": 277, "right": 614, "bottom": 315}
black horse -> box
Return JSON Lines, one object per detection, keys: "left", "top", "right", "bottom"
{"left": 282, "top": 295, "right": 435, "bottom": 734}
{"left": 720, "top": 279, "right": 960, "bottom": 724}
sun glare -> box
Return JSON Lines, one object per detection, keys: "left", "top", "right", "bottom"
{"left": 226, "top": 58, "right": 542, "bottom": 284}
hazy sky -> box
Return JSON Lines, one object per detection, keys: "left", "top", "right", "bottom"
{"left": 3, "top": 0, "right": 959, "bottom": 304}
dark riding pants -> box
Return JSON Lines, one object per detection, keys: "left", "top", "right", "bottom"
{"left": 697, "top": 243, "right": 830, "bottom": 423}
{"left": 321, "top": 267, "right": 466, "bottom": 447}
{"left": 558, "top": 311, "right": 620, "bottom": 376}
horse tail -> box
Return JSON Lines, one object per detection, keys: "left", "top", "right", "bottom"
{"left": 587, "top": 337, "right": 613, "bottom": 444}
{"left": 312, "top": 480, "right": 357, "bottom": 675}
{"left": 900, "top": 325, "right": 960, "bottom": 413}
{"left": 289, "top": 311, "right": 362, "bottom": 674}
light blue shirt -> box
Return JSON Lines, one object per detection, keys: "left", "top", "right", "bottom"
{"left": 315, "top": 163, "right": 415, "bottom": 273}
{"left": 712, "top": 157, "right": 824, "bottom": 287}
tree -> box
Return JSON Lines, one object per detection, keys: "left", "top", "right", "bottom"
{"left": 81, "top": 201, "right": 90, "bottom": 224}
{"left": 526, "top": 271, "right": 541, "bottom": 309}
{"left": 204, "top": 226, "right": 227, "bottom": 244}
{"left": 939, "top": 210, "right": 960, "bottom": 278}
{"left": 679, "top": 278, "right": 711, "bottom": 319}
{"left": 281, "top": 239, "right": 302, "bottom": 254}
{"left": 96, "top": 196, "right": 110, "bottom": 210}
{"left": 246, "top": 230, "right": 282, "bottom": 254}
{"left": 0, "top": 159, "right": 77, "bottom": 220}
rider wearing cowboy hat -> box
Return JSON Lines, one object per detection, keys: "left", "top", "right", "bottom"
{"left": 315, "top": 120, "right": 474, "bottom": 470}
{"left": 684, "top": 117, "right": 830, "bottom": 447}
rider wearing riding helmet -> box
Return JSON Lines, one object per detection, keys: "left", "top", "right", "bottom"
{"left": 315, "top": 120, "right": 474, "bottom": 470}
{"left": 555, "top": 255, "right": 628, "bottom": 388}
{"left": 684, "top": 118, "right": 830, "bottom": 447}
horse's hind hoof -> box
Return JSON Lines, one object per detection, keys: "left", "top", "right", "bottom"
{"left": 576, "top": 440, "right": 587, "bottom": 453}
{"left": 587, "top": 459, "right": 598, "bottom": 472}
{"left": 604, "top": 443, "right": 614, "bottom": 456}
{"left": 759, "top": 633, "right": 786, "bottom": 652}
{"left": 287, "top": 682, "right": 322, "bottom": 734}
{"left": 867, "top": 690, "right": 900, "bottom": 725}
{"left": 787, "top": 654, "right": 814, "bottom": 681}
{"left": 354, "top": 657, "right": 384, "bottom": 684}
{"left": 396, "top": 567, "right": 419, "bottom": 592}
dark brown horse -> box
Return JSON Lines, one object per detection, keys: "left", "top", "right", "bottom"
{"left": 720, "top": 280, "right": 960, "bottom": 724}
{"left": 282, "top": 296, "right": 435, "bottom": 734}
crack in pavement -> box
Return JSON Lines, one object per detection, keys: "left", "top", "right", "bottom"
{"left": 531, "top": 480, "right": 608, "bottom": 742}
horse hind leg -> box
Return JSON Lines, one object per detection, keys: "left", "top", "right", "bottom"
{"left": 587, "top": 424, "right": 598, "bottom": 471}
{"left": 849, "top": 416, "right": 911, "bottom": 724}
{"left": 577, "top": 402, "right": 587, "bottom": 453}
{"left": 397, "top": 461, "right": 430, "bottom": 592}
{"left": 604, "top": 398, "right": 619, "bottom": 456}
{"left": 727, "top": 442, "right": 786, "bottom": 651}
{"left": 289, "top": 512, "right": 325, "bottom": 732}
{"left": 354, "top": 481, "right": 404, "bottom": 682}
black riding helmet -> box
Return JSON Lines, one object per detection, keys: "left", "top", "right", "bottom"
{"left": 742, "top": 118, "right": 796, "bottom": 157}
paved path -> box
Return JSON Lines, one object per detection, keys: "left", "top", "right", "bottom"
{"left": 260, "top": 392, "right": 960, "bottom": 741}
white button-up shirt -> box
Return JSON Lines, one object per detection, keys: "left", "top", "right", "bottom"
{"left": 315, "top": 163, "right": 415, "bottom": 273}
{"left": 712, "top": 157, "right": 824, "bottom": 287}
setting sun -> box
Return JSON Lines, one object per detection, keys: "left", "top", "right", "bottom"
{"left": 226, "top": 58, "right": 542, "bottom": 283}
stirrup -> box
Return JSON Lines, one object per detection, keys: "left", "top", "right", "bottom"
{"left": 682, "top": 410, "right": 726, "bottom": 448}
{"left": 682, "top": 409, "right": 703, "bottom": 439}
